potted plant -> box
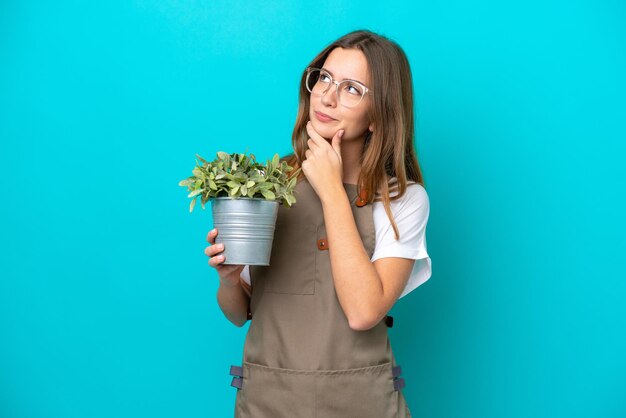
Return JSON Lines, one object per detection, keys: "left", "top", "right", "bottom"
{"left": 179, "top": 151, "right": 300, "bottom": 265}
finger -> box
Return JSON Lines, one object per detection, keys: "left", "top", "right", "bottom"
{"left": 307, "top": 138, "right": 319, "bottom": 151}
{"left": 331, "top": 129, "right": 344, "bottom": 156}
{"left": 306, "top": 121, "right": 329, "bottom": 146}
{"left": 305, "top": 149, "right": 312, "bottom": 160}
{"left": 208, "top": 254, "right": 225, "bottom": 268}
{"left": 206, "top": 228, "right": 218, "bottom": 244}
{"left": 204, "top": 243, "right": 224, "bottom": 257}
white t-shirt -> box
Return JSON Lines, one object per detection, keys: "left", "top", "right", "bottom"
{"left": 241, "top": 181, "right": 431, "bottom": 299}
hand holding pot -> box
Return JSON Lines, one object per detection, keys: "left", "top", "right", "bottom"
{"left": 205, "top": 228, "right": 244, "bottom": 287}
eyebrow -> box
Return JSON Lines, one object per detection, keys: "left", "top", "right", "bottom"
{"left": 321, "top": 67, "right": 367, "bottom": 86}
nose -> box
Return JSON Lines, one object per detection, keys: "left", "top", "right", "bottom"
{"left": 320, "top": 82, "right": 338, "bottom": 107}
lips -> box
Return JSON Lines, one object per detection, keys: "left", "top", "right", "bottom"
{"left": 314, "top": 111, "right": 337, "bottom": 122}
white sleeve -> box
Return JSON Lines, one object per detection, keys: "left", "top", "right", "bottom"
{"left": 371, "top": 183, "right": 432, "bottom": 298}
{"left": 241, "top": 265, "right": 251, "bottom": 285}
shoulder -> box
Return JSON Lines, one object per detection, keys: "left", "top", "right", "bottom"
{"left": 398, "top": 182, "right": 429, "bottom": 207}
{"left": 373, "top": 177, "right": 429, "bottom": 210}
{"left": 371, "top": 178, "right": 430, "bottom": 234}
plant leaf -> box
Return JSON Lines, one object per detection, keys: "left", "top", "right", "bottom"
{"left": 188, "top": 189, "right": 204, "bottom": 198}
{"left": 192, "top": 167, "right": 205, "bottom": 178}
{"left": 195, "top": 154, "right": 209, "bottom": 164}
{"left": 261, "top": 189, "right": 275, "bottom": 200}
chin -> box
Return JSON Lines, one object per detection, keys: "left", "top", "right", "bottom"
{"left": 310, "top": 121, "right": 335, "bottom": 140}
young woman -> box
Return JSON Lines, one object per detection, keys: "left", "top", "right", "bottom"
{"left": 205, "top": 29, "right": 431, "bottom": 418}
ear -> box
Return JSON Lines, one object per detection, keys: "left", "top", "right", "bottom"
{"left": 368, "top": 122, "right": 374, "bottom": 132}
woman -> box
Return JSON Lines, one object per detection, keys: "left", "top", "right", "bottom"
{"left": 205, "top": 29, "right": 431, "bottom": 418}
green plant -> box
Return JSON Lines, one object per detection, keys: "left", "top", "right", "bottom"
{"left": 179, "top": 151, "right": 301, "bottom": 212}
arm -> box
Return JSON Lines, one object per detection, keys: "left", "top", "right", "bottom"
{"left": 206, "top": 228, "right": 250, "bottom": 328}
{"left": 216, "top": 276, "right": 250, "bottom": 328}
{"left": 321, "top": 185, "right": 414, "bottom": 331}
{"left": 299, "top": 123, "right": 415, "bottom": 330}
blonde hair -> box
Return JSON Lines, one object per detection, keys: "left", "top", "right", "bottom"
{"left": 285, "top": 29, "right": 425, "bottom": 240}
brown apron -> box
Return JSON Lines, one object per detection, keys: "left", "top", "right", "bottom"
{"left": 229, "top": 179, "right": 412, "bottom": 418}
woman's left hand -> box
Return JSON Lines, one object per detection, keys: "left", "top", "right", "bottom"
{"left": 302, "top": 121, "right": 345, "bottom": 201}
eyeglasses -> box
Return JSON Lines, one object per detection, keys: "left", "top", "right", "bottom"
{"left": 305, "top": 67, "right": 371, "bottom": 108}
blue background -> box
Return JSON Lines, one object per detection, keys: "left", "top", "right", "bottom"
{"left": 1, "top": 1, "right": 625, "bottom": 417}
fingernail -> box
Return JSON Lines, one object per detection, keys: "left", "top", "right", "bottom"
{"left": 217, "top": 244, "right": 223, "bottom": 250}
{"left": 339, "top": 130, "right": 345, "bottom": 138}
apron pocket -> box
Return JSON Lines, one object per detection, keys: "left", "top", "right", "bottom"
{"left": 238, "top": 361, "right": 316, "bottom": 418}
{"left": 237, "top": 361, "right": 398, "bottom": 418}
{"left": 256, "top": 223, "right": 317, "bottom": 295}
{"left": 315, "top": 362, "right": 397, "bottom": 418}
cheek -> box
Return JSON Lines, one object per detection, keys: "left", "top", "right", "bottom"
{"left": 345, "top": 110, "right": 370, "bottom": 131}
{"left": 309, "top": 95, "right": 321, "bottom": 112}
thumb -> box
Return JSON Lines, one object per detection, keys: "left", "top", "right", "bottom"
{"left": 332, "top": 129, "right": 344, "bottom": 156}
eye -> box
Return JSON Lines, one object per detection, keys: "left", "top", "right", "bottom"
{"left": 344, "top": 82, "right": 364, "bottom": 96}
{"left": 319, "top": 72, "right": 332, "bottom": 83}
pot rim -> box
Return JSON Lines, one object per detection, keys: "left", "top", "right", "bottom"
{"left": 210, "top": 196, "right": 279, "bottom": 203}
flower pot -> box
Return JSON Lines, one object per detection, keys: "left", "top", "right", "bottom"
{"left": 211, "top": 197, "right": 280, "bottom": 266}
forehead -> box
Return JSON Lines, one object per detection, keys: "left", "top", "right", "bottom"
{"left": 321, "top": 47, "right": 370, "bottom": 85}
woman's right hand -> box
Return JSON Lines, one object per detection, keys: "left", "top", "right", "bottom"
{"left": 205, "top": 228, "right": 245, "bottom": 287}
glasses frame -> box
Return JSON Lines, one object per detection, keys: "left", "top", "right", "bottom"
{"left": 305, "top": 67, "right": 372, "bottom": 108}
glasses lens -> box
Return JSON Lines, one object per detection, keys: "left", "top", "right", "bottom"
{"left": 337, "top": 81, "right": 365, "bottom": 107}
{"left": 306, "top": 69, "right": 330, "bottom": 95}
{"left": 305, "top": 68, "right": 366, "bottom": 107}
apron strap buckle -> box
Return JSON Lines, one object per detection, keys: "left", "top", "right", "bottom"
{"left": 392, "top": 364, "right": 405, "bottom": 391}
{"left": 230, "top": 377, "right": 243, "bottom": 389}
{"left": 229, "top": 365, "right": 243, "bottom": 377}
{"left": 393, "top": 378, "right": 406, "bottom": 391}
{"left": 229, "top": 365, "right": 244, "bottom": 390}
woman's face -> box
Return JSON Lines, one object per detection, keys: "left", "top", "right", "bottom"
{"left": 308, "top": 47, "right": 373, "bottom": 142}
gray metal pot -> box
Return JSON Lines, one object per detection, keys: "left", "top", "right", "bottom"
{"left": 211, "top": 197, "right": 280, "bottom": 266}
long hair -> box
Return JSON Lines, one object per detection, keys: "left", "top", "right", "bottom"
{"left": 285, "top": 29, "right": 425, "bottom": 240}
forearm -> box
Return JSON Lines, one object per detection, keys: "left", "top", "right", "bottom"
{"left": 321, "top": 185, "right": 384, "bottom": 330}
{"left": 216, "top": 278, "right": 250, "bottom": 327}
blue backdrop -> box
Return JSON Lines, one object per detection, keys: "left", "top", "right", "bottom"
{"left": 1, "top": 1, "right": 625, "bottom": 417}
